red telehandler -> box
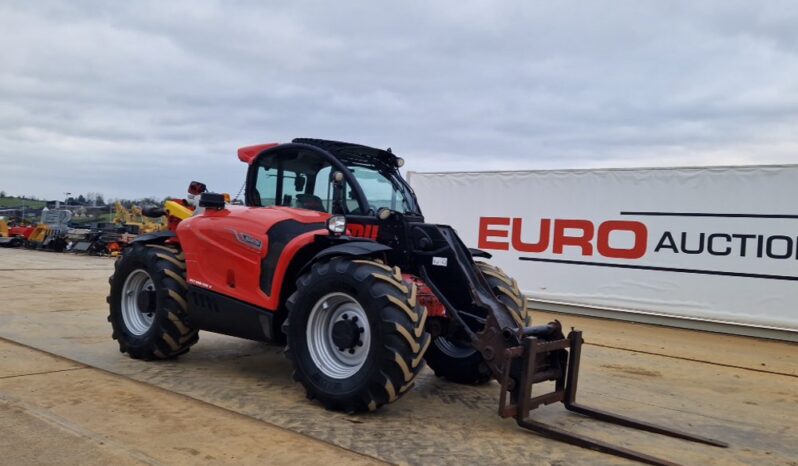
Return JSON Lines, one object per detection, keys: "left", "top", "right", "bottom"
{"left": 108, "top": 139, "right": 726, "bottom": 465}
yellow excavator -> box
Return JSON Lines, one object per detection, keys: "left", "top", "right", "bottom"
{"left": 113, "top": 202, "right": 164, "bottom": 234}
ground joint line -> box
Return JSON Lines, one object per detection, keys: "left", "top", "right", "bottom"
{"left": 586, "top": 342, "right": 796, "bottom": 378}
{"left": 0, "top": 366, "right": 88, "bottom": 380}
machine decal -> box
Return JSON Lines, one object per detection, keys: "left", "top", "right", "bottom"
{"left": 227, "top": 228, "right": 263, "bottom": 251}
{"left": 348, "top": 223, "right": 379, "bottom": 240}
{"left": 188, "top": 278, "right": 213, "bottom": 289}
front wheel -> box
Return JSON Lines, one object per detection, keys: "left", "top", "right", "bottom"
{"left": 283, "top": 257, "right": 430, "bottom": 413}
{"left": 424, "top": 261, "right": 529, "bottom": 384}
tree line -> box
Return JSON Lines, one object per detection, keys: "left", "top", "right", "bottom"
{"left": 0, "top": 191, "right": 166, "bottom": 208}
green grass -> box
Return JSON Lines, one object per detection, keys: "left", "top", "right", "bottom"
{"left": 0, "top": 196, "right": 46, "bottom": 209}
{"left": 70, "top": 213, "right": 115, "bottom": 224}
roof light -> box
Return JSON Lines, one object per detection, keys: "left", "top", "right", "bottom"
{"left": 377, "top": 208, "right": 393, "bottom": 220}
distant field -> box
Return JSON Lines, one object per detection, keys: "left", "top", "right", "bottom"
{"left": 0, "top": 197, "right": 46, "bottom": 209}
{"left": 71, "top": 213, "right": 115, "bottom": 224}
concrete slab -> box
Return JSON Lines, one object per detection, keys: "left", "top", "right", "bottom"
{"left": 0, "top": 336, "right": 83, "bottom": 378}
{"left": 0, "top": 339, "right": 383, "bottom": 466}
{"left": 0, "top": 402, "right": 143, "bottom": 466}
{"left": 1, "top": 248, "right": 796, "bottom": 465}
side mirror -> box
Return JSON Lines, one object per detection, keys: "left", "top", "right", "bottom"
{"left": 294, "top": 174, "right": 306, "bottom": 191}
{"left": 199, "top": 192, "right": 226, "bottom": 210}
{"left": 188, "top": 181, "right": 207, "bottom": 196}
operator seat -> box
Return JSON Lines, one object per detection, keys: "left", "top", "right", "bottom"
{"left": 295, "top": 194, "right": 326, "bottom": 212}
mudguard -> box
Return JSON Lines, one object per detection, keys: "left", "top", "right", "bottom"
{"left": 468, "top": 247, "right": 492, "bottom": 259}
{"left": 300, "top": 240, "right": 393, "bottom": 275}
{"left": 130, "top": 231, "right": 175, "bottom": 245}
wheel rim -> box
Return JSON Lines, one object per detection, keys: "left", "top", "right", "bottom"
{"left": 306, "top": 292, "right": 371, "bottom": 379}
{"left": 120, "top": 269, "right": 156, "bottom": 336}
{"left": 433, "top": 337, "right": 478, "bottom": 358}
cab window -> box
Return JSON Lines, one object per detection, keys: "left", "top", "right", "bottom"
{"left": 253, "top": 151, "right": 337, "bottom": 213}
{"left": 347, "top": 166, "right": 407, "bottom": 212}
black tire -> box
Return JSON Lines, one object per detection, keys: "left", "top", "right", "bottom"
{"left": 424, "top": 261, "right": 528, "bottom": 385}
{"left": 107, "top": 243, "right": 199, "bottom": 359}
{"left": 475, "top": 262, "right": 529, "bottom": 327}
{"left": 424, "top": 336, "right": 493, "bottom": 385}
{"left": 0, "top": 237, "right": 21, "bottom": 248}
{"left": 283, "top": 257, "right": 430, "bottom": 413}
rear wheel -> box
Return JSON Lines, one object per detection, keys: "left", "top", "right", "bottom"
{"left": 283, "top": 257, "right": 430, "bottom": 413}
{"left": 108, "top": 243, "right": 199, "bottom": 359}
{"left": 424, "top": 261, "right": 528, "bottom": 384}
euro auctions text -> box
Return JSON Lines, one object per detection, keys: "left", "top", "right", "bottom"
{"left": 478, "top": 216, "right": 798, "bottom": 261}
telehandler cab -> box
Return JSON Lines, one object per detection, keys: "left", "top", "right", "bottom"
{"left": 108, "top": 139, "right": 726, "bottom": 465}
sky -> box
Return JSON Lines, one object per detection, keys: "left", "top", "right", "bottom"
{"left": 2, "top": 1, "right": 798, "bottom": 200}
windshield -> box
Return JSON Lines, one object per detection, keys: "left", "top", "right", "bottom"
{"left": 250, "top": 147, "right": 420, "bottom": 216}
{"left": 345, "top": 166, "right": 419, "bottom": 215}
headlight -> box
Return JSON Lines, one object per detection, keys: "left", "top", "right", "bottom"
{"left": 327, "top": 215, "right": 346, "bottom": 235}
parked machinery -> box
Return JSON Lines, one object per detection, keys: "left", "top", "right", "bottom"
{"left": 0, "top": 219, "right": 35, "bottom": 248}
{"left": 113, "top": 202, "right": 164, "bottom": 234}
{"left": 107, "top": 139, "right": 726, "bottom": 466}
{"left": 22, "top": 209, "right": 71, "bottom": 252}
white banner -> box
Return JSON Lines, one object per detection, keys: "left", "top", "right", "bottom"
{"left": 407, "top": 165, "right": 798, "bottom": 331}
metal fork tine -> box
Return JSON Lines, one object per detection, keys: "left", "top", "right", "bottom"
{"left": 563, "top": 329, "right": 728, "bottom": 448}
{"left": 518, "top": 417, "right": 682, "bottom": 466}
{"left": 565, "top": 403, "right": 729, "bottom": 448}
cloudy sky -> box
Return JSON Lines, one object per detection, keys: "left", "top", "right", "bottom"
{"left": 2, "top": 1, "right": 798, "bottom": 200}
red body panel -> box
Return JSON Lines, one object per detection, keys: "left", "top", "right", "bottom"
{"left": 404, "top": 274, "right": 446, "bottom": 318}
{"left": 177, "top": 205, "right": 330, "bottom": 311}
{"left": 9, "top": 226, "right": 35, "bottom": 239}
{"left": 237, "top": 143, "right": 280, "bottom": 165}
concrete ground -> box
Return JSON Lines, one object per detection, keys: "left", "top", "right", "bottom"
{"left": 0, "top": 248, "right": 796, "bottom": 465}
{"left": 0, "top": 340, "right": 381, "bottom": 466}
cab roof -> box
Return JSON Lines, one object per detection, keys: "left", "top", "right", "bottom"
{"left": 237, "top": 143, "right": 279, "bottom": 164}
{"left": 237, "top": 138, "right": 400, "bottom": 169}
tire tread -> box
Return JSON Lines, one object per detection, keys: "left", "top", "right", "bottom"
{"left": 284, "top": 257, "right": 430, "bottom": 413}
{"left": 108, "top": 243, "right": 198, "bottom": 360}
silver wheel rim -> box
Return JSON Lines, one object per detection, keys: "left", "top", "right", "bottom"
{"left": 434, "top": 337, "right": 478, "bottom": 358}
{"left": 306, "top": 292, "right": 371, "bottom": 379}
{"left": 121, "top": 269, "right": 156, "bottom": 336}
